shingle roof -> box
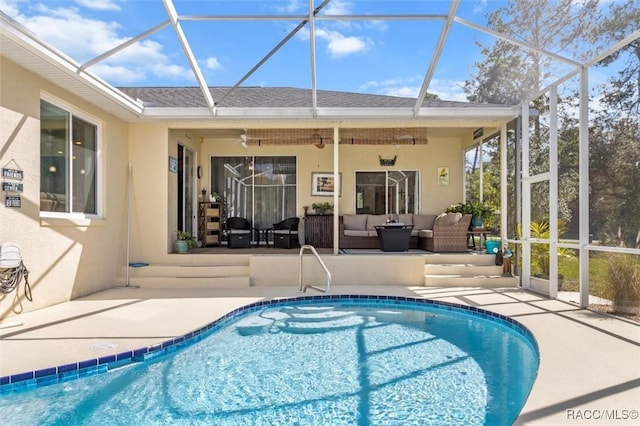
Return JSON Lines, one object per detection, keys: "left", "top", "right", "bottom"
{"left": 117, "top": 86, "right": 490, "bottom": 109}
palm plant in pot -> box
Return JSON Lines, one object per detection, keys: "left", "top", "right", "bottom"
{"left": 175, "top": 230, "right": 198, "bottom": 253}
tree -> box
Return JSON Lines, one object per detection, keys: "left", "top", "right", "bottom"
{"left": 588, "top": 0, "right": 640, "bottom": 246}
{"left": 463, "top": 0, "right": 597, "bottom": 235}
{"left": 464, "top": 0, "right": 598, "bottom": 105}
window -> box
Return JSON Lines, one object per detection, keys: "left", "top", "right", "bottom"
{"left": 355, "top": 171, "right": 419, "bottom": 215}
{"left": 40, "top": 99, "right": 98, "bottom": 215}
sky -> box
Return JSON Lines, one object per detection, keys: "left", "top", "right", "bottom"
{"left": 0, "top": 0, "right": 628, "bottom": 102}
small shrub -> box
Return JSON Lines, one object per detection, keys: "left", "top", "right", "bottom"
{"left": 606, "top": 253, "right": 640, "bottom": 307}
{"left": 312, "top": 202, "right": 333, "bottom": 214}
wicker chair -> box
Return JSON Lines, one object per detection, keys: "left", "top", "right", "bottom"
{"left": 419, "top": 214, "right": 472, "bottom": 252}
{"left": 268, "top": 217, "right": 300, "bottom": 249}
{"left": 225, "top": 217, "right": 257, "bottom": 248}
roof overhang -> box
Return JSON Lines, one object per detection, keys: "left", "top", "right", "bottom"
{"left": 142, "top": 106, "right": 517, "bottom": 127}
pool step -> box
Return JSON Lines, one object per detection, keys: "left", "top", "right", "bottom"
{"left": 115, "top": 259, "right": 251, "bottom": 289}
{"left": 424, "top": 254, "right": 518, "bottom": 287}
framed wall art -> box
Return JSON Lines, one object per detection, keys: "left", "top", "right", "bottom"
{"left": 169, "top": 156, "right": 178, "bottom": 173}
{"left": 437, "top": 166, "right": 449, "bottom": 186}
{"left": 311, "top": 172, "right": 341, "bottom": 196}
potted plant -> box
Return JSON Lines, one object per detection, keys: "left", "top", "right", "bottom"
{"left": 312, "top": 202, "right": 333, "bottom": 215}
{"left": 445, "top": 202, "right": 473, "bottom": 215}
{"left": 209, "top": 191, "right": 222, "bottom": 202}
{"left": 469, "top": 202, "right": 496, "bottom": 228}
{"left": 175, "top": 230, "right": 198, "bottom": 253}
{"left": 445, "top": 201, "right": 495, "bottom": 228}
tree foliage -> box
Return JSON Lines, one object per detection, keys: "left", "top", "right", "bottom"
{"left": 464, "top": 0, "right": 598, "bottom": 105}
{"left": 463, "top": 0, "right": 640, "bottom": 247}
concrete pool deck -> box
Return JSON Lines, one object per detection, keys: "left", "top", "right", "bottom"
{"left": 1, "top": 285, "right": 638, "bottom": 425}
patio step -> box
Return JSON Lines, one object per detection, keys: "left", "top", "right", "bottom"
{"left": 424, "top": 253, "right": 518, "bottom": 287}
{"left": 114, "top": 260, "right": 251, "bottom": 289}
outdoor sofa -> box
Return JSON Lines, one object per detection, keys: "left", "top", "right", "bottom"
{"left": 338, "top": 213, "right": 471, "bottom": 252}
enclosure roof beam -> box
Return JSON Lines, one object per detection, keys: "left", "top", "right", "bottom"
{"left": 414, "top": 0, "right": 460, "bottom": 115}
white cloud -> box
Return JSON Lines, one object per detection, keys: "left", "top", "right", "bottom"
{"left": 323, "top": 0, "right": 353, "bottom": 15}
{"left": 90, "top": 63, "right": 146, "bottom": 84}
{"left": 359, "top": 76, "right": 420, "bottom": 98}
{"left": 385, "top": 86, "right": 420, "bottom": 98}
{"left": 0, "top": 0, "right": 21, "bottom": 17}
{"left": 205, "top": 57, "right": 221, "bottom": 70}
{"left": 73, "top": 0, "right": 121, "bottom": 11}
{"left": 428, "top": 79, "right": 468, "bottom": 102}
{"left": 274, "top": 0, "right": 303, "bottom": 13}
{"left": 315, "top": 28, "right": 370, "bottom": 57}
{"left": 358, "top": 76, "right": 468, "bottom": 102}
{"left": 7, "top": 4, "right": 193, "bottom": 84}
{"left": 472, "top": 0, "right": 488, "bottom": 14}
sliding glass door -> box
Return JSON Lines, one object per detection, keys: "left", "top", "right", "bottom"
{"left": 210, "top": 156, "right": 296, "bottom": 229}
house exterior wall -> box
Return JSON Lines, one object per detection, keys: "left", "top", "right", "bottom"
{"left": 1, "top": 56, "right": 471, "bottom": 317}
{"left": 0, "top": 58, "right": 129, "bottom": 317}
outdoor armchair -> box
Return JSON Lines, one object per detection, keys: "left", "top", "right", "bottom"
{"left": 268, "top": 217, "right": 300, "bottom": 249}
{"left": 225, "top": 217, "right": 258, "bottom": 248}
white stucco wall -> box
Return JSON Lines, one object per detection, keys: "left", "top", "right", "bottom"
{"left": 0, "top": 58, "right": 129, "bottom": 317}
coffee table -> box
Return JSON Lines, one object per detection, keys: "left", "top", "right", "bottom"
{"left": 374, "top": 224, "right": 414, "bottom": 252}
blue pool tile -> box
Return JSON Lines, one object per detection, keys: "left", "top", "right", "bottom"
{"left": 98, "top": 355, "right": 116, "bottom": 364}
{"left": 78, "top": 365, "right": 99, "bottom": 378}
{"left": 57, "top": 363, "right": 78, "bottom": 374}
{"left": 11, "top": 371, "right": 34, "bottom": 383}
{"left": 59, "top": 371, "right": 79, "bottom": 383}
{"left": 116, "top": 351, "right": 133, "bottom": 361}
{"left": 133, "top": 348, "right": 147, "bottom": 358}
{"left": 79, "top": 359, "right": 98, "bottom": 369}
{"left": 36, "top": 375, "right": 59, "bottom": 386}
{"left": 35, "top": 367, "right": 56, "bottom": 378}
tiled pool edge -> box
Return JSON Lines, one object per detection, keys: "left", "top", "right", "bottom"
{"left": 0, "top": 294, "right": 539, "bottom": 394}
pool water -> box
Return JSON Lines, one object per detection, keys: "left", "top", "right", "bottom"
{"left": 0, "top": 297, "right": 538, "bottom": 425}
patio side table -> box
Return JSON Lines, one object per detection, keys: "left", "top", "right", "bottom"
{"left": 467, "top": 228, "right": 488, "bottom": 251}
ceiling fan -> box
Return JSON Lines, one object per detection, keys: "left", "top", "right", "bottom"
{"left": 232, "top": 129, "right": 248, "bottom": 148}
{"left": 239, "top": 132, "right": 248, "bottom": 148}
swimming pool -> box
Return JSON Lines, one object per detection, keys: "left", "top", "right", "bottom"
{"left": 0, "top": 295, "right": 538, "bottom": 425}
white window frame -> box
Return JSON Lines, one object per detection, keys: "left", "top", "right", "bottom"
{"left": 40, "top": 95, "right": 102, "bottom": 220}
